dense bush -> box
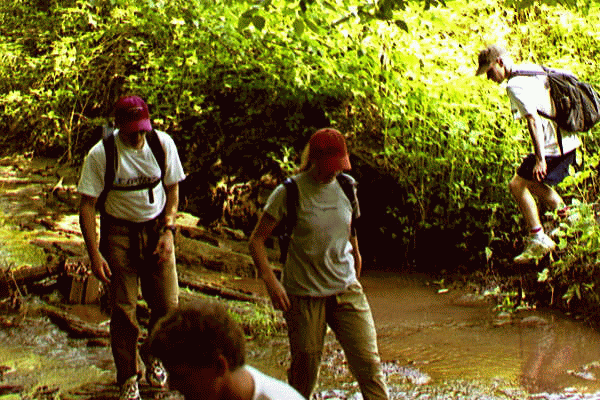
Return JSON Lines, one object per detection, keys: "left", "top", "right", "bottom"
{"left": 2, "top": 0, "right": 600, "bottom": 315}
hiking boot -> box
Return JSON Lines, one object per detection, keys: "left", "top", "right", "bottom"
{"left": 514, "top": 233, "right": 556, "bottom": 264}
{"left": 119, "top": 376, "right": 141, "bottom": 400}
{"left": 145, "top": 357, "right": 168, "bottom": 388}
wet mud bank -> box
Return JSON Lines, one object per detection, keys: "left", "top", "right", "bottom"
{"left": 0, "top": 156, "right": 600, "bottom": 399}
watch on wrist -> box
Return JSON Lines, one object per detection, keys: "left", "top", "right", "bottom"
{"left": 161, "top": 225, "right": 177, "bottom": 235}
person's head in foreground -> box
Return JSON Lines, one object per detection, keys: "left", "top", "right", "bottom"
{"left": 148, "top": 300, "right": 245, "bottom": 399}
{"left": 301, "top": 128, "right": 351, "bottom": 183}
{"left": 148, "top": 300, "right": 306, "bottom": 400}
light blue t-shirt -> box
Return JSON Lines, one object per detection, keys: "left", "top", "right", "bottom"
{"left": 263, "top": 171, "right": 360, "bottom": 296}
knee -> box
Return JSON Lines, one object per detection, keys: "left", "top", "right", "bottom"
{"left": 509, "top": 175, "right": 525, "bottom": 196}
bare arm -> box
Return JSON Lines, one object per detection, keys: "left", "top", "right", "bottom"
{"left": 154, "top": 183, "right": 179, "bottom": 261}
{"left": 249, "top": 213, "right": 291, "bottom": 312}
{"left": 350, "top": 234, "right": 362, "bottom": 278}
{"left": 526, "top": 114, "right": 547, "bottom": 182}
{"left": 162, "top": 183, "right": 179, "bottom": 227}
{"left": 79, "top": 194, "right": 111, "bottom": 283}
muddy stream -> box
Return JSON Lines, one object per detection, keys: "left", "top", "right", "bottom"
{"left": 1, "top": 156, "right": 600, "bottom": 399}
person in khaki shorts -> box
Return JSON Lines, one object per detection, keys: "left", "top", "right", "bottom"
{"left": 78, "top": 95, "right": 186, "bottom": 400}
{"left": 249, "top": 128, "right": 389, "bottom": 400}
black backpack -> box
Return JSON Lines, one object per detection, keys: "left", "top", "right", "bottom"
{"left": 96, "top": 127, "right": 166, "bottom": 213}
{"left": 277, "top": 173, "right": 358, "bottom": 264}
{"left": 510, "top": 67, "right": 600, "bottom": 154}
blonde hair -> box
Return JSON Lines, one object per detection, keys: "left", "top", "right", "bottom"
{"left": 299, "top": 143, "right": 311, "bottom": 172}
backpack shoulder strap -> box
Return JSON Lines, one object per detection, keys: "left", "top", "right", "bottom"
{"left": 509, "top": 67, "right": 547, "bottom": 79}
{"left": 278, "top": 177, "right": 298, "bottom": 264}
{"left": 283, "top": 177, "right": 299, "bottom": 237}
{"left": 97, "top": 131, "right": 116, "bottom": 213}
{"left": 336, "top": 173, "right": 359, "bottom": 236}
{"left": 146, "top": 129, "right": 166, "bottom": 181}
{"left": 510, "top": 67, "right": 565, "bottom": 154}
{"left": 336, "top": 173, "right": 356, "bottom": 204}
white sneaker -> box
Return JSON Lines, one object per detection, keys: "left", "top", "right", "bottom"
{"left": 119, "top": 376, "right": 141, "bottom": 400}
{"left": 514, "top": 233, "right": 556, "bottom": 264}
{"left": 145, "top": 358, "right": 168, "bottom": 388}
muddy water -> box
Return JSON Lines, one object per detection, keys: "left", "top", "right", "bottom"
{"left": 228, "top": 271, "right": 600, "bottom": 394}
{"left": 2, "top": 158, "right": 600, "bottom": 397}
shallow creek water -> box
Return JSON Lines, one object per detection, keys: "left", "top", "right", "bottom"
{"left": 1, "top": 159, "right": 600, "bottom": 398}
{"left": 3, "top": 272, "right": 600, "bottom": 399}
{"left": 229, "top": 271, "right": 600, "bottom": 395}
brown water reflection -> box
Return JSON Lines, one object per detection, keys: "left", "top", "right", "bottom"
{"left": 228, "top": 271, "right": 600, "bottom": 393}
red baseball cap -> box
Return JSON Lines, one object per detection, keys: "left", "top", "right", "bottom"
{"left": 308, "top": 128, "right": 351, "bottom": 174}
{"left": 114, "top": 96, "right": 152, "bottom": 134}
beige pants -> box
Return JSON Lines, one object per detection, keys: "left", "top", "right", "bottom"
{"left": 284, "top": 282, "right": 388, "bottom": 400}
{"left": 101, "top": 216, "right": 179, "bottom": 385}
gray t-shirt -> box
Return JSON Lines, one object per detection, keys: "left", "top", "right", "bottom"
{"left": 263, "top": 171, "right": 360, "bottom": 296}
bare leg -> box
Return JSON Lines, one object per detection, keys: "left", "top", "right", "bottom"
{"left": 509, "top": 174, "right": 564, "bottom": 229}
{"left": 509, "top": 174, "right": 558, "bottom": 263}
{"left": 509, "top": 175, "right": 542, "bottom": 231}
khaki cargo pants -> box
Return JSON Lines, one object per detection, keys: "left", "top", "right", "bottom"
{"left": 100, "top": 215, "right": 179, "bottom": 385}
{"left": 284, "top": 282, "right": 389, "bottom": 400}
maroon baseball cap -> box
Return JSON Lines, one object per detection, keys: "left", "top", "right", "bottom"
{"left": 308, "top": 128, "right": 351, "bottom": 174}
{"left": 114, "top": 96, "right": 152, "bottom": 134}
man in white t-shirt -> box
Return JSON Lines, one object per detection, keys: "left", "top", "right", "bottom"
{"left": 476, "top": 45, "right": 581, "bottom": 264}
{"left": 148, "top": 300, "right": 306, "bottom": 400}
{"left": 78, "top": 95, "right": 186, "bottom": 400}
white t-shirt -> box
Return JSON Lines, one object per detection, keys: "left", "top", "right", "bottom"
{"left": 77, "top": 130, "right": 186, "bottom": 222}
{"left": 263, "top": 172, "right": 360, "bottom": 297}
{"left": 507, "top": 63, "right": 581, "bottom": 156}
{"left": 247, "top": 365, "right": 305, "bottom": 400}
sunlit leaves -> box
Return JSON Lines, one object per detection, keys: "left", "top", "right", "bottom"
{"left": 293, "top": 18, "right": 305, "bottom": 35}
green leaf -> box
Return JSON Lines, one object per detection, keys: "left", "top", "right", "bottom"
{"left": 485, "top": 246, "right": 493, "bottom": 262}
{"left": 293, "top": 18, "right": 305, "bottom": 36}
{"left": 252, "top": 15, "right": 266, "bottom": 31}
{"left": 238, "top": 16, "right": 252, "bottom": 30}
{"left": 302, "top": 17, "right": 321, "bottom": 34}
{"left": 241, "top": 7, "right": 259, "bottom": 18}
{"left": 394, "top": 20, "right": 409, "bottom": 32}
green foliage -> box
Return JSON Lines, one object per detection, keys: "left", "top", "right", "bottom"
{"left": 3, "top": 0, "right": 600, "bottom": 307}
{"left": 534, "top": 153, "right": 600, "bottom": 321}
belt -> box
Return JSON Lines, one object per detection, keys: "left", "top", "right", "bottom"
{"left": 100, "top": 213, "right": 160, "bottom": 231}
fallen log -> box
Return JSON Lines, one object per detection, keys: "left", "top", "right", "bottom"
{"left": 0, "top": 260, "right": 65, "bottom": 298}
{"left": 178, "top": 225, "right": 222, "bottom": 247}
{"left": 176, "top": 237, "right": 257, "bottom": 277}
{"left": 0, "top": 385, "right": 23, "bottom": 395}
{"left": 178, "top": 275, "right": 267, "bottom": 305}
{"left": 42, "top": 305, "right": 110, "bottom": 339}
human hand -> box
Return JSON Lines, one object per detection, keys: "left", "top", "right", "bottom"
{"left": 264, "top": 276, "right": 291, "bottom": 312}
{"left": 153, "top": 231, "right": 174, "bottom": 263}
{"left": 533, "top": 159, "right": 547, "bottom": 182}
{"left": 91, "top": 253, "right": 111, "bottom": 284}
